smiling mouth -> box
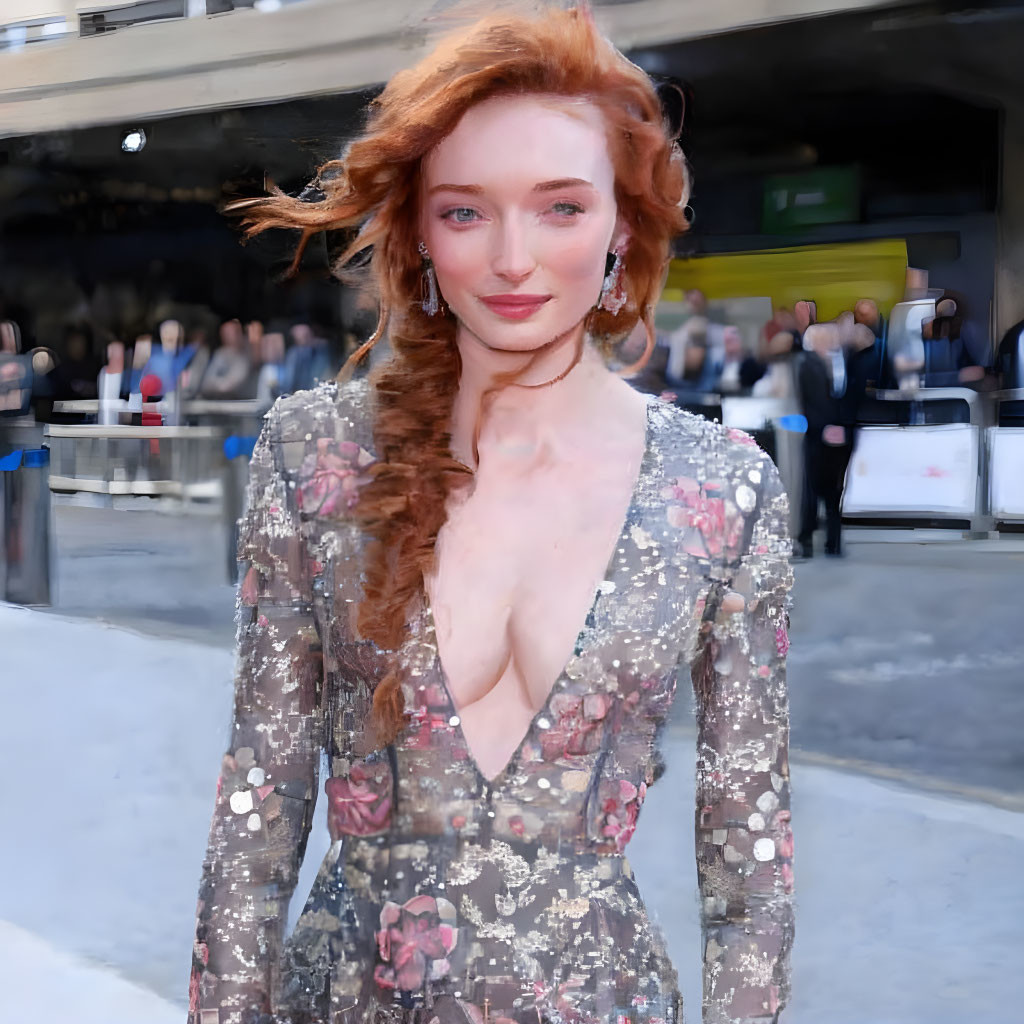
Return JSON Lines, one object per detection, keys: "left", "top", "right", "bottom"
{"left": 480, "top": 295, "right": 551, "bottom": 320}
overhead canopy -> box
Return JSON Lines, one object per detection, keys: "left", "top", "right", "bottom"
{"left": 0, "top": 0, "right": 908, "bottom": 138}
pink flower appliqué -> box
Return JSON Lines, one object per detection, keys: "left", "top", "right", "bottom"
{"left": 776, "top": 625, "right": 790, "bottom": 658}
{"left": 775, "top": 809, "right": 795, "bottom": 893}
{"left": 539, "top": 692, "right": 611, "bottom": 761}
{"left": 325, "top": 760, "right": 392, "bottom": 839}
{"left": 661, "top": 476, "right": 744, "bottom": 559}
{"left": 601, "top": 778, "right": 647, "bottom": 853}
{"left": 374, "top": 894, "right": 458, "bottom": 992}
{"left": 727, "top": 427, "right": 760, "bottom": 448}
{"left": 188, "top": 941, "right": 209, "bottom": 1014}
{"left": 295, "top": 437, "right": 374, "bottom": 518}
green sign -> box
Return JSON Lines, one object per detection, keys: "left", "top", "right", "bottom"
{"left": 762, "top": 166, "right": 860, "bottom": 233}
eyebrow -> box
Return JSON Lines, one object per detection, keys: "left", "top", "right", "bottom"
{"left": 427, "top": 177, "right": 595, "bottom": 196}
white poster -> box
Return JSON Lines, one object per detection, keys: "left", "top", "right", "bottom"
{"left": 844, "top": 424, "right": 978, "bottom": 515}
{"left": 988, "top": 428, "right": 1024, "bottom": 518}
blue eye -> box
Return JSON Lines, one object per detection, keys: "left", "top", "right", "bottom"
{"left": 551, "top": 201, "right": 584, "bottom": 217}
{"left": 441, "top": 207, "right": 480, "bottom": 223}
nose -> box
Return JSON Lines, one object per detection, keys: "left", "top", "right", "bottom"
{"left": 490, "top": 217, "right": 535, "bottom": 285}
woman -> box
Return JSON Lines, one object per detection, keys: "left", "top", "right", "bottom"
{"left": 189, "top": 8, "right": 794, "bottom": 1024}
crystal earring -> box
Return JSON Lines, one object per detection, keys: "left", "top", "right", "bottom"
{"left": 598, "top": 249, "right": 627, "bottom": 315}
{"left": 418, "top": 241, "right": 441, "bottom": 317}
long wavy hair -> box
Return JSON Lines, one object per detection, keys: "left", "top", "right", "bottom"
{"left": 229, "top": 5, "right": 689, "bottom": 743}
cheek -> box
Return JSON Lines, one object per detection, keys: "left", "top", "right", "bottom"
{"left": 545, "top": 235, "right": 607, "bottom": 284}
{"left": 427, "top": 234, "right": 485, "bottom": 292}
{"left": 544, "top": 210, "right": 617, "bottom": 283}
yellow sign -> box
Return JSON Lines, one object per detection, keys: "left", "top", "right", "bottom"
{"left": 664, "top": 238, "right": 908, "bottom": 322}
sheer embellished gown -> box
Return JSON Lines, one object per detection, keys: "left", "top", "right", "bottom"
{"left": 188, "top": 379, "right": 795, "bottom": 1024}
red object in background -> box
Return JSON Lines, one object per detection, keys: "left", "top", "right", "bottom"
{"left": 140, "top": 373, "right": 162, "bottom": 455}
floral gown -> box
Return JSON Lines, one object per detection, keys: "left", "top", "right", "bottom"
{"left": 189, "top": 379, "right": 795, "bottom": 1024}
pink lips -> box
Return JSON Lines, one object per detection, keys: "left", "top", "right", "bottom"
{"left": 480, "top": 294, "right": 551, "bottom": 320}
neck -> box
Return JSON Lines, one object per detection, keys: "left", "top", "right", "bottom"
{"left": 450, "top": 317, "right": 616, "bottom": 469}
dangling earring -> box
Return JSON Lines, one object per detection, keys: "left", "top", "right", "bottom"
{"left": 598, "top": 249, "right": 627, "bottom": 315}
{"left": 418, "top": 241, "right": 442, "bottom": 317}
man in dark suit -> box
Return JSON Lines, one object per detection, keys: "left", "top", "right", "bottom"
{"left": 796, "top": 320, "right": 873, "bottom": 558}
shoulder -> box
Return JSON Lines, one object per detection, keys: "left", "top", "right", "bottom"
{"left": 257, "top": 379, "right": 378, "bottom": 522}
{"left": 651, "top": 397, "right": 779, "bottom": 490}
{"left": 265, "top": 377, "right": 375, "bottom": 449}
{"left": 648, "top": 398, "right": 788, "bottom": 565}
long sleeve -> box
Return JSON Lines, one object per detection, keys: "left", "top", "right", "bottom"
{"left": 189, "top": 403, "right": 325, "bottom": 1024}
{"left": 692, "top": 459, "right": 795, "bottom": 1024}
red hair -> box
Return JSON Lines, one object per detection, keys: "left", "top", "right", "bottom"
{"left": 228, "top": 5, "right": 689, "bottom": 743}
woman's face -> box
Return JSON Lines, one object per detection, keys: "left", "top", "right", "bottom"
{"left": 419, "top": 93, "right": 623, "bottom": 353}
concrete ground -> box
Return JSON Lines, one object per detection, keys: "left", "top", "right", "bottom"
{"left": 1, "top": 502, "right": 1022, "bottom": 1022}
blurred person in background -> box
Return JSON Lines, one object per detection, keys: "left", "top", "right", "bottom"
{"left": 125, "top": 334, "right": 153, "bottom": 397}
{"left": 794, "top": 298, "right": 817, "bottom": 340}
{"left": 52, "top": 323, "right": 100, "bottom": 403}
{"left": 281, "top": 320, "right": 332, "bottom": 394}
{"left": 920, "top": 296, "right": 989, "bottom": 389}
{"left": 852, "top": 298, "right": 891, "bottom": 388}
{"left": 0, "top": 319, "right": 21, "bottom": 355}
{"left": 27, "top": 347, "right": 58, "bottom": 422}
{"left": 0, "top": 319, "right": 32, "bottom": 420}
{"left": 199, "top": 318, "right": 254, "bottom": 399}
{"left": 186, "top": 9, "right": 795, "bottom": 1024}
{"left": 97, "top": 338, "right": 127, "bottom": 426}
{"left": 687, "top": 288, "right": 726, "bottom": 362}
{"left": 796, "top": 320, "right": 864, "bottom": 559}
{"left": 246, "top": 319, "right": 264, "bottom": 368}
{"left": 663, "top": 287, "right": 725, "bottom": 392}
{"left": 143, "top": 319, "right": 198, "bottom": 399}
{"left": 179, "top": 322, "right": 213, "bottom": 399}
{"left": 714, "top": 324, "right": 765, "bottom": 394}
{"left": 255, "top": 327, "right": 287, "bottom": 406}
{"left": 751, "top": 307, "right": 801, "bottom": 400}
{"left": 714, "top": 324, "right": 744, "bottom": 393}
{"left": 664, "top": 316, "right": 717, "bottom": 401}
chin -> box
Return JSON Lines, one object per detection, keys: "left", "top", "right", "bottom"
{"left": 456, "top": 306, "right": 593, "bottom": 354}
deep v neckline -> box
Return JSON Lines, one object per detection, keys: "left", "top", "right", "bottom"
{"left": 420, "top": 395, "right": 657, "bottom": 787}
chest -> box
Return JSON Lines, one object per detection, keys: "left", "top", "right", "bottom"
{"left": 427, "top": 443, "right": 642, "bottom": 707}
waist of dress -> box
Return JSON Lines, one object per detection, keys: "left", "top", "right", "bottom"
{"left": 341, "top": 831, "right": 634, "bottom": 876}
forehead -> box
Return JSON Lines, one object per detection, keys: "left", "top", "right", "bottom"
{"left": 422, "top": 93, "right": 614, "bottom": 192}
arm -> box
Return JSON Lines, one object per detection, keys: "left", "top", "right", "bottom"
{"left": 189, "top": 403, "right": 324, "bottom": 1024}
{"left": 693, "top": 461, "right": 795, "bottom": 1024}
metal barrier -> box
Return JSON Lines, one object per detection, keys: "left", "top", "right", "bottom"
{"left": 51, "top": 397, "right": 268, "bottom": 420}
{"left": 987, "top": 388, "right": 1024, "bottom": 523}
{"left": 44, "top": 423, "right": 225, "bottom": 501}
{"left": 842, "top": 386, "right": 995, "bottom": 536}
{"left": 44, "top": 407, "right": 262, "bottom": 582}
{"left": 45, "top": 397, "right": 266, "bottom": 500}
{"left": 1, "top": 446, "right": 52, "bottom": 605}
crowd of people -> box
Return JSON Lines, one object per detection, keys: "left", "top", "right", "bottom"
{"left": 641, "top": 287, "right": 993, "bottom": 407}
{"left": 0, "top": 314, "right": 354, "bottom": 425}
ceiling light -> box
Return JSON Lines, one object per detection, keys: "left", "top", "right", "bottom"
{"left": 121, "top": 128, "right": 147, "bottom": 153}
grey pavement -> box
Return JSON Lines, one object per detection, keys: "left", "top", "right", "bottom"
{"left": 788, "top": 531, "right": 1024, "bottom": 799}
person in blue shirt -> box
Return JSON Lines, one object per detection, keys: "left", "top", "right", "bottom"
{"left": 142, "top": 319, "right": 198, "bottom": 397}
